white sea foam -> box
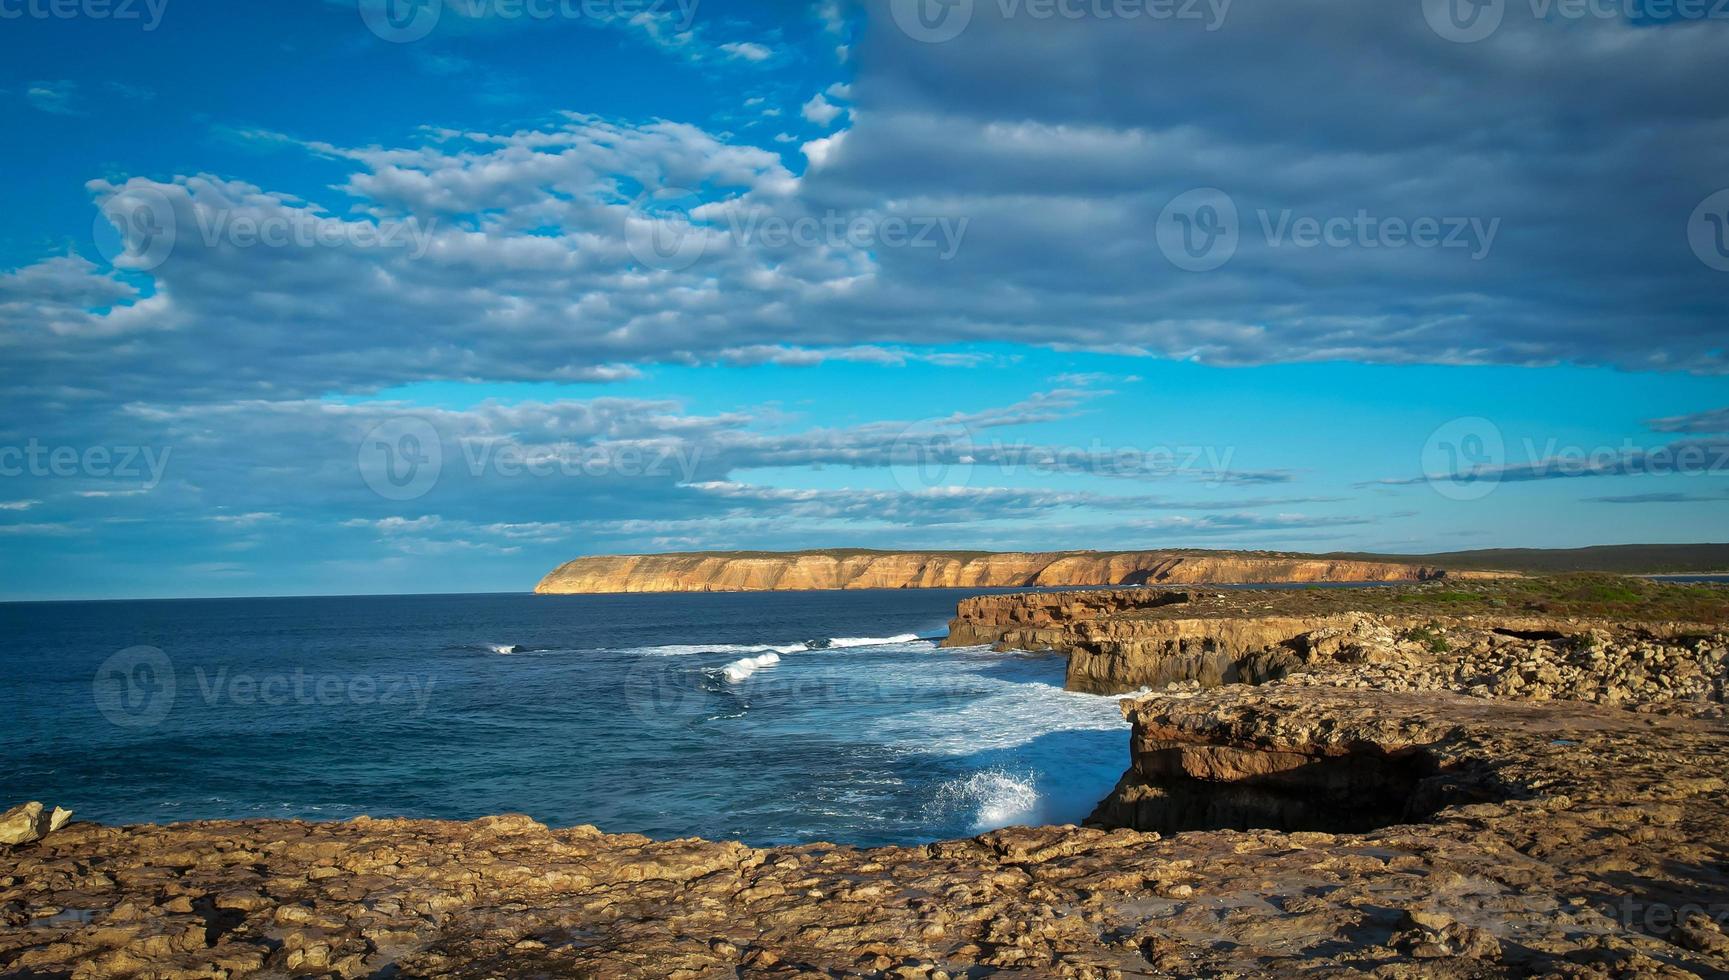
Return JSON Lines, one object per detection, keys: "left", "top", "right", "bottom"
{"left": 880, "top": 677, "right": 1131, "bottom": 756}
{"left": 627, "top": 643, "right": 785, "bottom": 657}
{"left": 488, "top": 644, "right": 522, "bottom": 655}
{"left": 822, "top": 634, "right": 923, "bottom": 649}
{"left": 626, "top": 634, "right": 925, "bottom": 657}
{"left": 929, "top": 768, "right": 1041, "bottom": 832}
{"left": 721, "top": 652, "right": 782, "bottom": 683}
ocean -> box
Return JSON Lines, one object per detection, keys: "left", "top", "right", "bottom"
{"left": 0, "top": 589, "right": 1135, "bottom": 847}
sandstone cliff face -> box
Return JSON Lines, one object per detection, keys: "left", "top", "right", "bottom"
{"left": 534, "top": 550, "right": 1489, "bottom": 594}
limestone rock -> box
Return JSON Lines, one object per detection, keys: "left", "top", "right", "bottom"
{"left": 0, "top": 803, "right": 71, "bottom": 847}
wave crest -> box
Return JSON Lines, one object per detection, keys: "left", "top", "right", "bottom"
{"left": 720, "top": 652, "right": 782, "bottom": 684}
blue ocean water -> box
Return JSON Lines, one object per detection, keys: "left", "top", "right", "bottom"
{"left": 0, "top": 590, "right": 1135, "bottom": 846}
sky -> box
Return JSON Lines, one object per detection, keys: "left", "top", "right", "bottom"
{"left": 0, "top": 0, "right": 1726, "bottom": 600}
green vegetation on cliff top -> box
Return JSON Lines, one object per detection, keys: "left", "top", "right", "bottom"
{"left": 1114, "top": 574, "right": 1729, "bottom": 625}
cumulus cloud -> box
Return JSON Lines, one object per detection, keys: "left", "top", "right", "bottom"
{"left": 802, "top": 93, "right": 844, "bottom": 126}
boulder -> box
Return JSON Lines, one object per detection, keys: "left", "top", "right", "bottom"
{"left": 0, "top": 802, "right": 73, "bottom": 846}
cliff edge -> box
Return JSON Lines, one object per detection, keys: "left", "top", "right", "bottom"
{"left": 534, "top": 549, "right": 1498, "bottom": 594}
{"left": 944, "top": 574, "right": 1729, "bottom": 695}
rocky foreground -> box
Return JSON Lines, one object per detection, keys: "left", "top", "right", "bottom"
{"left": 532, "top": 549, "right": 1500, "bottom": 594}
{"left": 5, "top": 576, "right": 1729, "bottom": 978}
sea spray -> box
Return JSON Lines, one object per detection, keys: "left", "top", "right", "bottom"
{"left": 928, "top": 768, "right": 1041, "bottom": 833}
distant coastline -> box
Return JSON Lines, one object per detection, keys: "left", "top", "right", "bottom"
{"left": 532, "top": 548, "right": 1503, "bottom": 594}
{"left": 533, "top": 544, "right": 1729, "bottom": 595}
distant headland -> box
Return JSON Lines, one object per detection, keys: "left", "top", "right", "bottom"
{"left": 533, "top": 548, "right": 1494, "bottom": 594}
{"left": 533, "top": 544, "right": 1729, "bottom": 594}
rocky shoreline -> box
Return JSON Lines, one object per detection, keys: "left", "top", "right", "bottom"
{"left": 5, "top": 576, "right": 1728, "bottom": 978}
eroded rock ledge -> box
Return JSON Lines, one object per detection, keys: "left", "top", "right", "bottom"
{"left": 5, "top": 687, "right": 1729, "bottom": 978}
{"left": 945, "top": 579, "right": 1729, "bottom": 699}
{"left": 534, "top": 549, "right": 1495, "bottom": 594}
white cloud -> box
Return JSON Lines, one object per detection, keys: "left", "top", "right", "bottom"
{"left": 720, "top": 41, "right": 773, "bottom": 62}
{"left": 801, "top": 130, "right": 847, "bottom": 168}
{"left": 802, "top": 93, "right": 844, "bottom": 126}
{"left": 25, "top": 81, "right": 79, "bottom": 116}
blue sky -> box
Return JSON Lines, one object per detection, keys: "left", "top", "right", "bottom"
{"left": 1, "top": 0, "right": 1726, "bottom": 599}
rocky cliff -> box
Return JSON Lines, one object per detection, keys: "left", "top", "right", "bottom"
{"left": 944, "top": 577, "right": 1729, "bottom": 695}
{"left": 534, "top": 549, "right": 1493, "bottom": 594}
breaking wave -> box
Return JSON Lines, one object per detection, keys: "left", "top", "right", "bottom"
{"left": 720, "top": 652, "right": 782, "bottom": 683}
{"left": 632, "top": 634, "right": 928, "bottom": 657}
{"left": 927, "top": 769, "right": 1041, "bottom": 833}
